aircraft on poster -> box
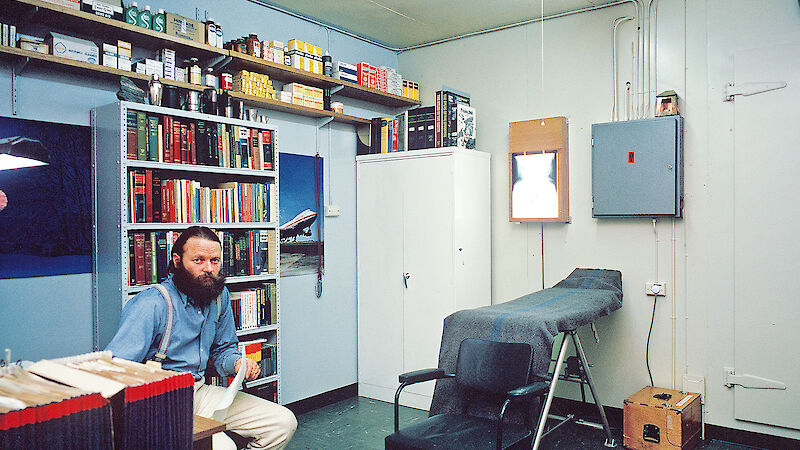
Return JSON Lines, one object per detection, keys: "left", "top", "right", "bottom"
{"left": 279, "top": 209, "right": 317, "bottom": 241}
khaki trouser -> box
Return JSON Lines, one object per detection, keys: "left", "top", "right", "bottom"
{"left": 194, "top": 380, "right": 297, "bottom": 449}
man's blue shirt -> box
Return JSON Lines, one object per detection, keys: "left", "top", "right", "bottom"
{"left": 105, "top": 276, "right": 240, "bottom": 380}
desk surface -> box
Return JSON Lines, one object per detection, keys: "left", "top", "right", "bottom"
{"left": 193, "top": 415, "right": 226, "bottom": 441}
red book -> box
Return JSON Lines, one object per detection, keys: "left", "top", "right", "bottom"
{"left": 161, "top": 179, "right": 169, "bottom": 223}
{"left": 250, "top": 129, "right": 260, "bottom": 170}
{"left": 143, "top": 233, "right": 152, "bottom": 284}
{"left": 126, "top": 110, "right": 138, "bottom": 159}
{"left": 134, "top": 232, "right": 146, "bottom": 285}
{"left": 172, "top": 119, "right": 182, "bottom": 164}
{"left": 144, "top": 169, "right": 153, "bottom": 222}
{"left": 152, "top": 172, "right": 161, "bottom": 223}
{"left": 189, "top": 122, "right": 197, "bottom": 165}
{"left": 180, "top": 124, "right": 188, "bottom": 164}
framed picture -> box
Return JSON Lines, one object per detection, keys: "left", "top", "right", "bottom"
{"left": 508, "top": 117, "right": 569, "bottom": 222}
{"left": 0, "top": 116, "right": 91, "bottom": 278}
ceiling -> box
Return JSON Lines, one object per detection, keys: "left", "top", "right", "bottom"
{"left": 255, "top": 0, "right": 623, "bottom": 50}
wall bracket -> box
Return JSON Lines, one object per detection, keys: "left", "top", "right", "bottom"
{"left": 723, "top": 367, "right": 786, "bottom": 389}
{"left": 725, "top": 81, "right": 786, "bottom": 101}
{"left": 317, "top": 116, "right": 334, "bottom": 128}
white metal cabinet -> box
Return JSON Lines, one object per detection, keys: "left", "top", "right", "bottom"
{"left": 356, "top": 148, "right": 491, "bottom": 410}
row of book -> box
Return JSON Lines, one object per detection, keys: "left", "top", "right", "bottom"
{"left": 356, "top": 90, "right": 476, "bottom": 154}
{"left": 207, "top": 340, "right": 277, "bottom": 388}
{"left": 1, "top": 352, "right": 194, "bottom": 450}
{"left": 435, "top": 90, "right": 475, "bottom": 149}
{"left": 128, "top": 229, "right": 277, "bottom": 286}
{"left": 231, "top": 283, "right": 277, "bottom": 330}
{"left": 128, "top": 170, "right": 276, "bottom": 224}
{"left": 126, "top": 110, "right": 276, "bottom": 170}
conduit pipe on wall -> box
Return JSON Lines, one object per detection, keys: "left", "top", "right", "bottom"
{"left": 612, "top": 16, "right": 633, "bottom": 121}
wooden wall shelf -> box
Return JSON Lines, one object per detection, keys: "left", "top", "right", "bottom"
{"left": 5, "top": 0, "right": 420, "bottom": 121}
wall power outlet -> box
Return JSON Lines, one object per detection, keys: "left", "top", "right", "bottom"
{"left": 646, "top": 282, "right": 666, "bottom": 296}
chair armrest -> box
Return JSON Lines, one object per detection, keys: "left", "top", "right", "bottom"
{"left": 506, "top": 381, "right": 549, "bottom": 401}
{"left": 398, "top": 368, "right": 453, "bottom": 385}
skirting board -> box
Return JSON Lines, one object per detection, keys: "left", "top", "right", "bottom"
{"left": 359, "top": 383, "right": 432, "bottom": 411}
{"left": 284, "top": 383, "right": 358, "bottom": 416}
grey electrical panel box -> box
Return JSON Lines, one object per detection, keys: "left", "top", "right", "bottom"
{"left": 591, "top": 116, "right": 683, "bottom": 217}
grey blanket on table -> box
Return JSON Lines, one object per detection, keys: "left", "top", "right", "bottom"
{"left": 428, "top": 268, "right": 623, "bottom": 417}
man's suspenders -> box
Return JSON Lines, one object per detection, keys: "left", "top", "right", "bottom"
{"left": 150, "top": 284, "right": 221, "bottom": 363}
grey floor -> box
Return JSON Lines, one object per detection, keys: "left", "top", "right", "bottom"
{"left": 286, "top": 396, "right": 764, "bottom": 449}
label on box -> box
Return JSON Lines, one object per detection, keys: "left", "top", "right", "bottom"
{"left": 81, "top": 0, "right": 123, "bottom": 20}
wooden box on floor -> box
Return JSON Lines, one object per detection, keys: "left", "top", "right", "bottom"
{"left": 623, "top": 386, "right": 702, "bottom": 450}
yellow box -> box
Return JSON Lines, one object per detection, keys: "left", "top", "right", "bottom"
{"left": 287, "top": 39, "right": 303, "bottom": 51}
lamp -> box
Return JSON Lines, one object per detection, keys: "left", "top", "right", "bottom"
{"left": 0, "top": 136, "right": 50, "bottom": 170}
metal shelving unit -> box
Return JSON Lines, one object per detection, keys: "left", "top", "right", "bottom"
{"left": 92, "top": 101, "right": 282, "bottom": 401}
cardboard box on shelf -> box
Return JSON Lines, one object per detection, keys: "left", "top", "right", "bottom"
{"left": 80, "top": 0, "right": 124, "bottom": 21}
{"left": 47, "top": 32, "right": 99, "bottom": 64}
{"left": 165, "top": 13, "right": 202, "bottom": 43}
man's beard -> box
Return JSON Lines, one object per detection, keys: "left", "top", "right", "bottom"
{"left": 172, "top": 262, "right": 226, "bottom": 308}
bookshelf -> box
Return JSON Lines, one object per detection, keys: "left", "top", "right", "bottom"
{"left": 5, "top": 0, "right": 421, "bottom": 121}
{"left": 92, "top": 101, "right": 282, "bottom": 401}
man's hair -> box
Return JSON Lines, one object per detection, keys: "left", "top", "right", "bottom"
{"left": 167, "top": 226, "right": 221, "bottom": 274}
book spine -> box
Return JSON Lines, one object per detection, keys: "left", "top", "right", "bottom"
{"left": 189, "top": 122, "right": 197, "bottom": 165}
{"left": 133, "top": 170, "right": 146, "bottom": 223}
{"left": 181, "top": 123, "right": 188, "bottom": 164}
{"left": 435, "top": 91, "right": 442, "bottom": 147}
{"left": 164, "top": 115, "right": 171, "bottom": 163}
{"left": 134, "top": 232, "right": 146, "bottom": 285}
{"left": 147, "top": 115, "right": 159, "bottom": 161}
{"left": 126, "top": 110, "right": 138, "bottom": 159}
{"left": 152, "top": 171, "right": 161, "bottom": 223}
{"left": 144, "top": 169, "right": 153, "bottom": 222}
{"left": 137, "top": 111, "right": 147, "bottom": 160}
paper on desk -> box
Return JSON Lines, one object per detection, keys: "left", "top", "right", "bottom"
{"left": 205, "top": 347, "right": 247, "bottom": 422}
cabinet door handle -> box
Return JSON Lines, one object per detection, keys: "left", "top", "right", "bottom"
{"left": 403, "top": 272, "right": 410, "bottom": 288}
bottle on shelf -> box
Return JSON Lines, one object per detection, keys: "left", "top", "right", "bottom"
{"left": 323, "top": 52, "right": 332, "bottom": 77}
{"left": 152, "top": 9, "right": 166, "bottom": 33}
{"left": 138, "top": 5, "right": 152, "bottom": 29}
{"left": 125, "top": 2, "right": 139, "bottom": 26}
{"left": 204, "top": 18, "right": 217, "bottom": 48}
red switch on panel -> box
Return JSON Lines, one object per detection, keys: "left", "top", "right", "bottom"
{"left": 628, "top": 151, "right": 635, "bottom": 163}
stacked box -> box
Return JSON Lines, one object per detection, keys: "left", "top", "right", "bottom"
{"left": 117, "top": 40, "right": 131, "bottom": 71}
{"left": 282, "top": 83, "right": 323, "bottom": 110}
{"left": 102, "top": 43, "right": 117, "bottom": 68}
{"left": 286, "top": 39, "right": 324, "bottom": 74}
{"left": 233, "top": 70, "right": 275, "bottom": 99}
{"left": 403, "top": 80, "right": 420, "bottom": 100}
{"left": 381, "top": 66, "right": 403, "bottom": 96}
{"left": 1, "top": 23, "right": 17, "bottom": 47}
{"left": 334, "top": 61, "right": 358, "bottom": 83}
{"left": 158, "top": 48, "right": 176, "bottom": 80}
{"left": 376, "top": 67, "right": 387, "bottom": 92}
{"left": 357, "top": 62, "right": 377, "bottom": 89}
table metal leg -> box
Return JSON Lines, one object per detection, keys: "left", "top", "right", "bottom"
{"left": 570, "top": 331, "right": 616, "bottom": 447}
{"left": 532, "top": 333, "right": 570, "bottom": 450}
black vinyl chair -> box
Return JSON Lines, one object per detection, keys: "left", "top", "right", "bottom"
{"left": 385, "top": 338, "right": 549, "bottom": 450}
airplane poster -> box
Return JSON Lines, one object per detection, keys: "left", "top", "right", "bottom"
{"left": 278, "top": 153, "right": 323, "bottom": 277}
{"left": 0, "top": 116, "right": 91, "bottom": 279}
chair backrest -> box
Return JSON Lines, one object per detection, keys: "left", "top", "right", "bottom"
{"left": 454, "top": 339, "right": 533, "bottom": 396}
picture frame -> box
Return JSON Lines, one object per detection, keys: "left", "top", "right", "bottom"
{"left": 508, "top": 117, "right": 569, "bottom": 222}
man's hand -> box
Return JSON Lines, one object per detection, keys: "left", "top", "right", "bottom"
{"left": 234, "top": 357, "right": 261, "bottom": 381}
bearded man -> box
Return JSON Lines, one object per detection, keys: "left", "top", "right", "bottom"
{"left": 106, "top": 226, "right": 296, "bottom": 449}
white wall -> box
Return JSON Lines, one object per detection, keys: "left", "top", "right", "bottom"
{"left": 399, "top": 0, "right": 800, "bottom": 439}
{"left": 0, "top": 0, "right": 399, "bottom": 405}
